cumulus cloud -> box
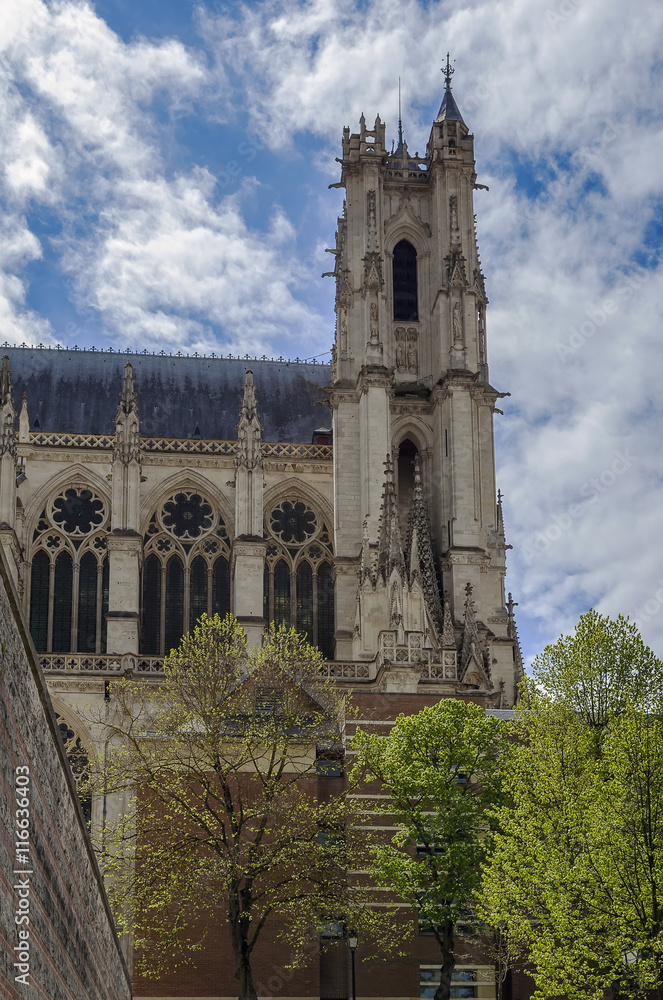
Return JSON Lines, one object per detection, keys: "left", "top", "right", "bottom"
{"left": 0, "top": 0, "right": 317, "bottom": 357}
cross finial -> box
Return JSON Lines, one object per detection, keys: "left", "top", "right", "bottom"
{"left": 397, "top": 76, "right": 404, "bottom": 150}
{"left": 443, "top": 52, "right": 454, "bottom": 92}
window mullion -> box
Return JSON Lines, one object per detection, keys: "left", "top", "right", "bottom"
{"left": 95, "top": 560, "right": 103, "bottom": 654}
{"left": 71, "top": 560, "right": 80, "bottom": 653}
{"left": 313, "top": 569, "right": 319, "bottom": 647}
{"left": 47, "top": 557, "right": 55, "bottom": 653}
{"left": 183, "top": 557, "right": 191, "bottom": 634}
{"left": 159, "top": 562, "right": 166, "bottom": 656}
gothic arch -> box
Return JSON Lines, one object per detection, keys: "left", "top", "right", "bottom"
{"left": 391, "top": 418, "right": 433, "bottom": 457}
{"left": 24, "top": 464, "right": 111, "bottom": 543}
{"left": 263, "top": 478, "right": 334, "bottom": 542}
{"left": 139, "top": 469, "right": 234, "bottom": 538}
{"left": 384, "top": 202, "right": 431, "bottom": 256}
{"left": 50, "top": 699, "right": 94, "bottom": 825}
{"left": 49, "top": 698, "right": 94, "bottom": 756}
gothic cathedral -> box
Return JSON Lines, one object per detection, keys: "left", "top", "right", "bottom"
{"left": 0, "top": 68, "right": 522, "bottom": 797}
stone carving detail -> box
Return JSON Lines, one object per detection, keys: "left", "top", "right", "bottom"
{"left": 236, "top": 370, "right": 263, "bottom": 472}
{"left": 441, "top": 592, "right": 455, "bottom": 647}
{"left": 113, "top": 362, "right": 141, "bottom": 465}
{"left": 52, "top": 488, "right": 105, "bottom": 535}
{"left": 446, "top": 250, "right": 467, "bottom": 288}
{"left": 369, "top": 301, "right": 379, "bottom": 344}
{"left": 269, "top": 500, "right": 317, "bottom": 545}
{"left": 452, "top": 301, "right": 463, "bottom": 347}
{"left": 405, "top": 455, "right": 443, "bottom": 629}
{"left": 363, "top": 251, "right": 384, "bottom": 292}
{"left": 377, "top": 455, "right": 405, "bottom": 581}
{"left": 395, "top": 328, "right": 406, "bottom": 372}
{"left": 478, "top": 304, "right": 486, "bottom": 363}
{"left": 406, "top": 328, "right": 418, "bottom": 373}
{"left": 235, "top": 369, "right": 264, "bottom": 537}
{"left": 367, "top": 189, "right": 377, "bottom": 247}
{"left": 460, "top": 582, "right": 491, "bottom": 689}
{"left": 0, "top": 356, "right": 16, "bottom": 458}
{"left": 450, "top": 194, "right": 460, "bottom": 244}
{"left": 394, "top": 328, "right": 418, "bottom": 374}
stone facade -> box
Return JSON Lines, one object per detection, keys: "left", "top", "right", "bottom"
{"left": 0, "top": 544, "right": 131, "bottom": 1000}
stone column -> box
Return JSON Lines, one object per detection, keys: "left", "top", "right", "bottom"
{"left": 232, "top": 370, "right": 266, "bottom": 648}
{"left": 107, "top": 363, "right": 142, "bottom": 654}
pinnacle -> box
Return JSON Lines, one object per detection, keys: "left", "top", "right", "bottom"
{"left": 435, "top": 52, "right": 466, "bottom": 126}
{"left": 1, "top": 355, "right": 11, "bottom": 403}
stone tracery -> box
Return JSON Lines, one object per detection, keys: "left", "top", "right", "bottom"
{"left": 263, "top": 499, "right": 334, "bottom": 658}
{"left": 140, "top": 490, "right": 231, "bottom": 655}
{"left": 29, "top": 487, "right": 110, "bottom": 654}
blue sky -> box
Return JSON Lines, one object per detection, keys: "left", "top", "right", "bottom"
{"left": 1, "top": 0, "right": 663, "bottom": 665}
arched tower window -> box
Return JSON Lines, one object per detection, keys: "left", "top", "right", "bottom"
{"left": 140, "top": 490, "right": 231, "bottom": 656}
{"left": 28, "top": 488, "right": 110, "bottom": 655}
{"left": 263, "top": 500, "right": 335, "bottom": 658}
{"left": 393, "top": 240, "right": 418, "bottom": 321}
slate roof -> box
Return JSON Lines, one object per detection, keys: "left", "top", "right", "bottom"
{"left": 2, "top": 348, "right": 332, "bottom": 442}
{"left": 435, "top": 89, "right": 466, "bottom": 126}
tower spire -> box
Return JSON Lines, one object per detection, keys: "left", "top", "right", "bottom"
{"left": 435, "top": 52, "right": 466, "bottom": 125}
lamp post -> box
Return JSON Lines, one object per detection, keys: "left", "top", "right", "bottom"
{"left": 348, "top": 929, "right": 358, "bottom": 1000}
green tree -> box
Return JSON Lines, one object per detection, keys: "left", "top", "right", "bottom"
{"left": 351, "top": 699, "right": 504, "bottom": 1000}
{"left": 93, "top": 614, "right": 363, "bottom": 1000}
{"left": 480, "top": 611, "right": 663, "bottom": 1000}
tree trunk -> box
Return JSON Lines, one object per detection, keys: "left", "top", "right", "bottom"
{"left": 229, "top": 896, "right": 258, "bottom": 1000}
{"left": 433, "top": 921, "right": 455, "bottom": 1000}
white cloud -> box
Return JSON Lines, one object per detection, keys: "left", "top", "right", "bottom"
{"left": 0, "top": 215, "right": 53, "bottom": 345}
{"left": 64, "top": 171, "right": 319, "bottom": 354}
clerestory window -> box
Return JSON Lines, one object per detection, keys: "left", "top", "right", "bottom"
{"left": 140, "top": 491, "right": 231, "bottom": 656}
{"left": 263, "top": 501, "right": 335, "bottom": 659}
{"left": 29, "top": 488, "right": 110, "bottom": 654}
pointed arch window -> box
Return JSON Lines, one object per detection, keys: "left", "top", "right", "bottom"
{"left": 263, "top": 501, "right": 335, "bottom": 658}
{"left": 393, "top": 240, "right": 418, "bottom": 321}
{"left": 28, "top": 490, "right": 110, "bottom": 654}
{"left": 140, "top": 492, "right": 231, "bottom": 656}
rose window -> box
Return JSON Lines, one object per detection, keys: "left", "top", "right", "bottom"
{"left": 270, "top": 501, "right": 317, "bottom": 545}
{"left": 161, "top": 492, "right": 213, "bottom": 540}
{"left": 51, "top": 488, "right": 105, "bottom": 535}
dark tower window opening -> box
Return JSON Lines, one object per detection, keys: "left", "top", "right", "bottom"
{"left": 397, "top": 438, "right": 419, "bottom": 539}
{"left": 393, "top": 240, "right": 418, "bottom": 321}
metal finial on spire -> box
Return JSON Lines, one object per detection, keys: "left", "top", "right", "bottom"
{"left": 398, "top": 77, "right": 404, "bottom": 150}
{"left": 443, "top": 52, "right": 455, "bottom": 91}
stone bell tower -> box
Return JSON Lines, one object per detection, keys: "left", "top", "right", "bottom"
{"left": 329, "top": 58, "right": 521, "bottom": 704}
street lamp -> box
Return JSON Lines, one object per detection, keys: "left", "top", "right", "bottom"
{"left": 348, "top": 929, "right": 358, "bottom": 1000}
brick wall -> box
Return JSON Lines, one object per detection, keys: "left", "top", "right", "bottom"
{"left": 0, "top": 545, "right": 131, "bottom": 1000}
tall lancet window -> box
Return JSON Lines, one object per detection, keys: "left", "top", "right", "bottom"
{"left": 263, "top": 499, "right": 335, "bottom": 659}
{"left": 139, "top": 491, "right": 231, "bottom": 657}
{"left": 28, "top": 488, "right": 110, "bottom": 655}
{"left": 393, "top": 240, "right": 418, "bottom": 321}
